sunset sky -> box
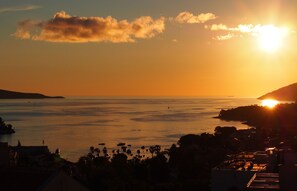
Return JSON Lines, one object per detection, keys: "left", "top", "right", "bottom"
{"left": 1, "top": 0, "right": 297, "bottom": 97}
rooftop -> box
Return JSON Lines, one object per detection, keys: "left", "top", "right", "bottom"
{"left": 247, "top": 173, "right": 280, "bottom": 190}
{"left": 213, "top": 149, "right": 278, "bottom": 172}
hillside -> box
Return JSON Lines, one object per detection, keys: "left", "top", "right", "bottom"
{"left": 0, "top": 89, "right": 64, "bottom": 99}
{"left": 258, "top": 83, "right": 297, "bottom": 101}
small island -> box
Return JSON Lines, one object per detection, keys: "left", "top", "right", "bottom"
{"left": 0, "top": 89, "right": 64, "bottom": 99}
{"left": 0, "top": 117, "right": 15, "bottom": 134}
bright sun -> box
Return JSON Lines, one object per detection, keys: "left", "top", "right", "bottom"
{"left": 261, "top": 99, "right": 279, "bottom": 108}
{"left": 257, "top": 25, "right": 289, "bottom": 53}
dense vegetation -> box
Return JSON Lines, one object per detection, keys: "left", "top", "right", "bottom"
{"left": 74, "top": 103, "right": 297, "bottom": 191}
{"left": 74, "top": 127, "right": 258, "bottom": 191}
{"left": 0, "top": 117, "right": 15, "bottom": 134}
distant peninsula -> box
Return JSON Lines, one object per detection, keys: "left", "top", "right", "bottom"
{"left": 0, "top": 89, "right": 64, "bottom": 99}
{"left": 258, "top": 83, "right": 297, "bottom": 101}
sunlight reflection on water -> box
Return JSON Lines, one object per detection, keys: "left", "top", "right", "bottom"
{"left": 0, "top": 97, "right": 260, "bottom": 161}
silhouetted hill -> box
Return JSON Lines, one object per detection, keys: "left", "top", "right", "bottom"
{"left": 258, "top": 83, "right": 297, "bottom": 101}
{"left": 0, "top": 89, "right": 64, "bottom": 99}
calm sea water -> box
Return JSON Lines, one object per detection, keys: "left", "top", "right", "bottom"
{"left": 0, "top": 97, "right": 260, "bottom": 161}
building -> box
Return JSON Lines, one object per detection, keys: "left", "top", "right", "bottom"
{"left": 246, "top": 173, "right": 280, "bottom": 191}
{"left": 11, "top": 145, "right": 52, "bottom": 166}
{"left": 0, "top": 142, "right": 89, "bottom": 190}
{"left": 0, "top": 142, "right": 10, "bottom": 166}
{"left": 0, "top": 142, "right": 17, "bottom": 166}
{"left": 211, "top": 148, "right": 280, "bottom": 191}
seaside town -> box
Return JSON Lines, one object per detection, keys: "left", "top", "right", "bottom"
{"left": 1, "top": 95, "right": 297, "bottom": 190}
{"left": 2, "top": 1, "right": 297, "bottom": 190}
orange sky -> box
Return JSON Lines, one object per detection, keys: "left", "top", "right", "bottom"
{"left": 1, "top": 0, "right": 297, "bottom": 97}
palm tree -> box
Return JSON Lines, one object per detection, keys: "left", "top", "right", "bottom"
{"left": 149, "top": 146, "right": 155, "bottom": 157}
{"left": 103, "top": 147, "right": 108, "bottom": 157}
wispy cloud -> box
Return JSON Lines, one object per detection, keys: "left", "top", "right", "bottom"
{"left": 174, "top": 11, "right": 217, "bottom": 24}
{"left": 0, "top": 5, "right": 41, "bottom": 13}
{"left": 213, "top": 33, "right": 235, "bottom": 41}
{"left": 13, "top": 11, "right": 165, "bottom": 43}
{"left": 205, "top": 24, "right": 266, "bottom": 33}
{"left": 205, "top": 24, "right": 290, "bottom": 40}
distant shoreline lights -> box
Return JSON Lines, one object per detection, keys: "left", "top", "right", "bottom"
{"left": 261, "top": 99, "right": 279, "bottom": 108}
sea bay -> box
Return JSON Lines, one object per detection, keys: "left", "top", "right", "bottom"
{"left": 0, "top": 97, "right": 260, "bottom": 161}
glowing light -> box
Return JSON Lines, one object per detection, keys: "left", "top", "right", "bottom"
{"left": 257, "top": 25, "right": 289, "bottom": 53}
{"left": 261, "top": 99, "right": 279, "bottom": 108}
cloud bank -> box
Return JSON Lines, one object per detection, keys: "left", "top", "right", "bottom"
{"left": 0, "top": 5, "right": 41, "bottom": 13}
{"left": 13, "top": 11, "right": 218, "bottom": 43}
{"left": 175, "top": 12, "right": 217, "bottom": 24}
{"left": 14, "top": 11, "right": 165, "bottom": 43}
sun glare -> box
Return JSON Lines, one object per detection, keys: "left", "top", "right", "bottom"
{"left": 257, "top": 25, "right": 289, "bottom": 53}
{"left": 261, "top": 99, "right": 279, "bottom": 108}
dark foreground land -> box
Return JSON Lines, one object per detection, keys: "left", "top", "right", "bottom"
{"left": 2, "top": 103, "right": 297, "bottom": 191}
{"left": 74, "top": 127, "right": 257, "bottom": 191}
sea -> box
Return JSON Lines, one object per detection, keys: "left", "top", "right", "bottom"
{"left": 0, "top": 97, "right": 260, "bottom": 162}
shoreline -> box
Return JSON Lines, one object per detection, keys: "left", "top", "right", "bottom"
{"left": 2, "top": 102, "right": 297, "bottom": 190}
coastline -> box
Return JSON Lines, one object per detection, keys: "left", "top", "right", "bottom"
{"left": 0, "top": 97, "right": 258, "bottom": 162}
{"left": 2, "top": 101, "right": 297, "bottom": 190}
